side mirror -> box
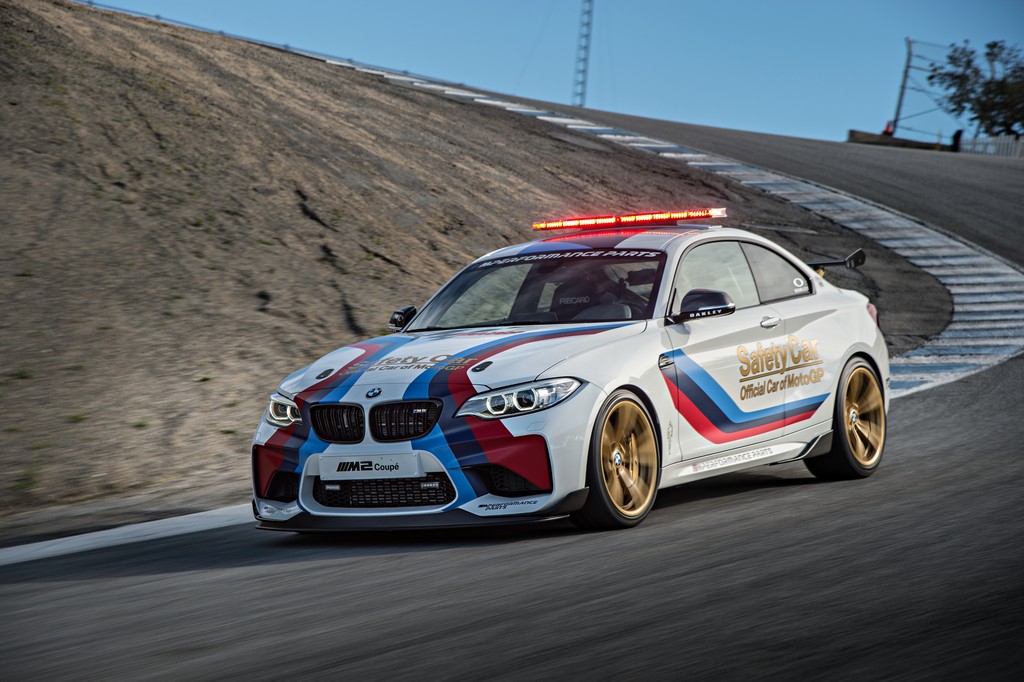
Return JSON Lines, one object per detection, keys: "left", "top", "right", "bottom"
{"left": 845, "top": 249, "right": 867, "bottom": 269}
{"left": 387, "top": 305, "right": 417, "bottom": 333}
{"left": 669, "top": 289, "right": 735, "bottom": 324}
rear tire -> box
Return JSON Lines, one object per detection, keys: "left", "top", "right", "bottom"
{"left": 805, "top": 358, "right": 886, "bottom": 480}
{"left": 571, "top": 390, "right": 660, "bottom": 529}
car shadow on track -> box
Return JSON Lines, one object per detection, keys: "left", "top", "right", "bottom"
{"left": 651, "top": 467, "right": 818, "bottom": 511}
{"left": 272, "top": 468, "right": 818, "bottom": 547}
{"left": 0, "top": 469, "right": 821, "bottom": 583}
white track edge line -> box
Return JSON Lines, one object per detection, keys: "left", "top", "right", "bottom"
{"left": 0, "top": 504, "right": 252, "bottom": 567}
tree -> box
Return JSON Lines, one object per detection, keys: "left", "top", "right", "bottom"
{"left": 928, "top": 40, "right": 1024, "bottom": 137}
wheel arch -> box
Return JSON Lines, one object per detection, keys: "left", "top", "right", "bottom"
{"left": 804, "top": 349, "right": 888, "bottom": 479}
{"left": 571, "top": 382, "right": 664, "bottom": 529}
{"left": 847, "top": 351, "right": 887, "bottom": 401}
{"left": 602, "top": 383, "right": 665, "bottom": 466}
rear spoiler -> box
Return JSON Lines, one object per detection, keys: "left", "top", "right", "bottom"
{"left": 807, "top": 249, "right": 865, "bottom": 276}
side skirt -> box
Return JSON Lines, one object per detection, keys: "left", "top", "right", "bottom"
{"left": 659, "top": 431, "right": 832, "bottom": 488}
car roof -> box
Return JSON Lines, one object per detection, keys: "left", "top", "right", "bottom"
{"left": 475, "top": 225, "right": 771, "bottom": 264}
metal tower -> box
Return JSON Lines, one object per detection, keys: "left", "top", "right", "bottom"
{"left": 892, "top": 37, "right": 912, "bottom": 135}
{"left": 572, "top": 0, "right": 593, "bottom": 107}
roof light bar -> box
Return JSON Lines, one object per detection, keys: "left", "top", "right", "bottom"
{"left": 532, "top": 208, "right": 727, "bottom": 230}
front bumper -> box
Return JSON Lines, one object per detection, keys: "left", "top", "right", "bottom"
{"left": 251, "top": 382, "right": 604, "bottom": 529}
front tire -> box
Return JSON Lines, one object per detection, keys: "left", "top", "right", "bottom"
{"left": 571, "top": 390, "right": 660, "bottom": 529}
{"left": 805, "top": 358, "right": 886, "bottom": 480}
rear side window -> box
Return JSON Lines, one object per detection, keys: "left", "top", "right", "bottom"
{"left": 741, "top": 243, "right": 812, "bottom": 303}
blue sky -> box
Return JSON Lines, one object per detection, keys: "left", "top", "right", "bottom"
{"left": 85, "top": 0, "right": 1024, "bottom": 142}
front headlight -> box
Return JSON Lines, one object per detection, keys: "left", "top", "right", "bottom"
{"left": 456, "top": 378, "right": 581, "bottom": 420}
{"left": 266, "top": 393, "right": 302, "bottom": 427}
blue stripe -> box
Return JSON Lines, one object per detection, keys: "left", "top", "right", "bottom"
{"left": 409, "top": 425, "right": 480, "bottom": 502}
{"left": 405, "top": 324, "right": 627, "bottom": 502}
{"left": 402, "top": 324, "right": 626, "bottom": 401}
{"left": 319, "top": 335, "right": 418, "bottom": 404}
{"left": 668, "top": 349, "right": 826, "bottom": 424}
{"left": 291, "top": 336, "right": 419, "bottom": 474}
{"left": 518, "top": 242, "right": 593, "bottom": 254}
{"left": 539, "top": 233, "right": 639, "bottom": 249}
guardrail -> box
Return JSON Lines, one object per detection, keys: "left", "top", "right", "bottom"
{"left": 960, "top": 135, "right": 1024, "bottom": 158}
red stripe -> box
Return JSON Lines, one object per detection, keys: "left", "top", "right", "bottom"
{"left": 253, "top": 445, "right": 286, "bottom": 497}
{"left": 663, "top": 376, "right": 813, "bottom": 445}
{"left": 264, "top": 422, "right": 297, "bottom": 451}
{"left": 293, "top": 342, "right": 381, "bottom": 409}
{"left": 464, "top": 417, "right": 551, "bottom": 490}
{"left": 264, "top": 343, "right": 379, "bottom": 449}
{"left": 440, "top": 329, "right": 603, "bottom": 486}
{"left": 258, "top": 343, "right": 381, "bottom": 490}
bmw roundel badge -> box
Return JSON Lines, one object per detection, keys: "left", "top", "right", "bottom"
{"left": 365, "top": 387, "right": 383, "bottom": 399}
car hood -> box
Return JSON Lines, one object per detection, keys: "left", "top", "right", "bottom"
{"left": 279, "top": 321, "right": 646, "bottom": 399}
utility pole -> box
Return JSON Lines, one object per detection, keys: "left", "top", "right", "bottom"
{"left": 572, "top": 0, "right": 593, "bottom": 107}
{"left": 892, "top": 37, "right": 912, "bottom": 135}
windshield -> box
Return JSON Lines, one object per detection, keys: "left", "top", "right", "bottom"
{"left": 408, "top": 249, "right": 667, "bottom": 331}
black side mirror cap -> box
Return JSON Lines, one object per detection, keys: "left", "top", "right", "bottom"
{"left": 845, "top": 248, "right": 867, "bottom": 269}
{"left": 387, "top": 305, "right": 417, "bottom": 333}
{"left": 668, "top": 289, "right": 736, "bottom": 324}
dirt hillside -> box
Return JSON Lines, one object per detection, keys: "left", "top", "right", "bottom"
{"left": 0, "top": 0, "right": 948, "bottom": 542}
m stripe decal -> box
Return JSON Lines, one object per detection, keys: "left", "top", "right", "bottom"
{"left": 662, "top": 349, "right": 827, "bottom": 444}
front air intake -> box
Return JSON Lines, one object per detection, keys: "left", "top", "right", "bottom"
{"left": 313, "top": 473, "right": 456, "bottom": 507}
{"left": 475, "top": 464, "right": 550, "bottom": 497}
{"left": 264, "top": 471, "right": 300, "bottom": 502}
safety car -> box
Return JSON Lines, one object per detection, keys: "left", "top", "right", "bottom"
{"left": 252, "top": 208, "right": 889, "bottom": 531}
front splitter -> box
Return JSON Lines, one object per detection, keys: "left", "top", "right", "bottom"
{"left": 252, "top": 488, "right": 589, "bottom": 532}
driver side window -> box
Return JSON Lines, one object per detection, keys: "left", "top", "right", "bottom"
{"left": 672, "top": 241, "right": 759, "bottom": 311}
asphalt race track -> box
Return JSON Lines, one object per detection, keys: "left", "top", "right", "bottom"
{"left": 3, "top": 118, "right": 1023, "bottom": 679}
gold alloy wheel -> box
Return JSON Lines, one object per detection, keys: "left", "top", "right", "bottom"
{"left": 599, "top": 400, "right": 658, "bottom": 517}
{"left": 843, "top": 366, "right": 886, "bottom": 468}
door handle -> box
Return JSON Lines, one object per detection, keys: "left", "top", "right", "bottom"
{"left": 760, "top": 316, "right": 782, "bottom": 329}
